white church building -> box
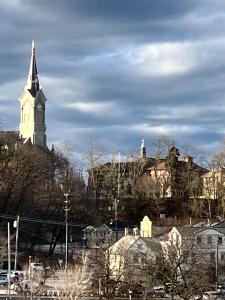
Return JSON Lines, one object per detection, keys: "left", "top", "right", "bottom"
{"left": 19, "top": 41, "right": 47, "bottom": 149}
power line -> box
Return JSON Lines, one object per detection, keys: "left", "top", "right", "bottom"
{"left": 0, "top": 214, "right": 91, "bottom": 228}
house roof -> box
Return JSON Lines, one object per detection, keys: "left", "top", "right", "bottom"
{"left": 109, "top": 235, "right": 140, "bottom": 254}
{"left": 174, "top": 226, "right": 202, "bottom": 238}
{"left": 96, "top": 224, "right": 112, "bottom": 233}
{"left": 88, "top": 157, "right": 159, "bottom": 173}
{"left": 213, "top": 221, "right": 225, "bottom": 228}
{"left": 202, "top": 168, "right": 225, "bottom": 178}
{"left": 197, "top": 226, "right": 225, "bottom": 235}
{"left": 83, "top": 226, "right": 96, "bottom": 233}
{"left": 148, "top": 160, "right": 208, "bottom": 174}
{"left": 109, "top": 235, "right": 163, "bottom": 256}
{"left": 141, "top": 237, "right": 163, "bottom": 255}
{"left": 148, "top": 161, "right": 166, "bottom": 171}
{"left": 174, "top": 224, "right": 225, "bottom": 236}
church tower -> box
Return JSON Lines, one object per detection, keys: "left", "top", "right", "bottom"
{"left": 140, "top": 139, "right": 146, "bottom": 159}
{"left": 19, "top": 41, "right": 47, "bottom": 148}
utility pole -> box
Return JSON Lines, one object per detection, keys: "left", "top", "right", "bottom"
{"left": 129, "top": 289, "right": 132, "bottom": 300}
{"left": 7, "top": 222, "right": 11, "bottom": 298}
{"left": 28, "top": 256, "right": 32, "bottom": 282}
{"left": 64, "top": 193, "right": 70, "bottom": 270}
{"left": 216, "top": 233, "right": 219, "bottom": 291}
{"left": 98, "top": 277, "right": 102, "bottom": 300}
{"left": 13, "top": 216, "right": 19, "bottom": 271}
{"left": 115, "top": 152, "right": 121, "bottom": 241}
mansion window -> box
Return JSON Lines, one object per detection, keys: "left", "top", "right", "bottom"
{"left": 127, "top": 183, "right": 132, "bottom": 194}
{"left": 207, "top": 236, "right": 212, "bottom": 244}
{"left": 120, "top": 182, "right": 124, "bottom": 190}
{"left": 218, "top": 236, "right": 223, "bottom": 245}
{"left": 210, "top": 252, "right": 215, "bottom": 262}
{"left": 137, "top": 244, "right": 143, "bottom": 250}
{"left": 122, "top": 169, "right": 129, "bottom": 177}
{"left": 133, "top": 254, "right": 139, "bottom": 263}
{"left": 221, "top": 252, "right": 225, "bottom": 261}
{"left": 197, "top": 236, "right": 201, "bottom": 245}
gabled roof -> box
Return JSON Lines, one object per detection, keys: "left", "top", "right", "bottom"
{"left": 83, "top": 226, "right": 95, "bottom": 233}
{"left": 109, "top": 235, "right": 163, "bottom": 256}
{"left": 174, "top": 226, "right": 202, "bottom": 238}
{"left": 174, "top": 225, "right": 225, "bottom": 236}
{"left": 96, "top": 224, "right": 112, "bottom": 233}
{"left": 197, "top": 226, "right": 225, "bottom": 235}
{"left": 141, "top": 237, "right": 163, "bottom": 255}
{"left": 109, "top": 235, "right": 140, "bottom": 254}
{"left": 213, "top": 221, "right": 225, "bottom": 228}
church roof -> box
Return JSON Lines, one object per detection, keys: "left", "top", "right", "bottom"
{"left": 26, "top": 40, "right": 40, "bottom": 97}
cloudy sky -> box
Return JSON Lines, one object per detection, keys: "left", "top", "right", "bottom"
{"left": 1, "top": 0, "right": 225, "bottom": 159}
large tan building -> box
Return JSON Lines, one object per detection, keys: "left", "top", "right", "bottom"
{"left": 19, "top": 41, "right": 47, "bottom": 148}
{"left": 87, "top": 143, "right": 208, "bottom": 221}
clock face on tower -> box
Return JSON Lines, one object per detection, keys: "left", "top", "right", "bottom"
{"left": 37, "top": 103, "right": 43, "bottom": 111}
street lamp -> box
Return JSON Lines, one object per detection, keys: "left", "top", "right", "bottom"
{"left": 13, "top": 216, "right": 19, "bottom": 271}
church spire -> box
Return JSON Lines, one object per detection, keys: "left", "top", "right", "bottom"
{"left": 26, "top": 40, "right": 40, "bottom": 97}
{"left": 140, "top": 139, "right": 146, "bottom": 159}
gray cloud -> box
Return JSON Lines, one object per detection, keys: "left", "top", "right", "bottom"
{"left": 0, "top": 0, "right": 225, "bottom": 160}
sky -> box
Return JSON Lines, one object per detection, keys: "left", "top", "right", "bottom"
{"left": 1, "top": 0, "right": 225, "bottom": 160}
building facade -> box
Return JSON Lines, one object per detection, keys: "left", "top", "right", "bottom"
{"left": 87, "top": 142, "right": 208, "bottom": 221}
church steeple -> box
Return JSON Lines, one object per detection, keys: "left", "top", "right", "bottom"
{"left": 19, "top": 41, "right": 47, "bottom": 149}
{"left": 25, "top": 40, "right": 40, "bottom": 97}
{"left": 140, "top": 139, "right": 146, "bottom": 159}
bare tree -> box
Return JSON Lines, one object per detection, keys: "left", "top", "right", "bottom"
{"left": 158, "top": 239, "right": 212, "bottom": 300}
{"left": 15, "top": 266, "right": 49, "bottom": 300}
{"left": 52, "top": 256, "right": 92, "bottom": 300}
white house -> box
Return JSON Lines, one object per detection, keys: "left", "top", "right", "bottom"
{"left": 164, "top": 224, "right": 225, "bottom": 266}
{"left": 108, "top": 234, "right": 162, "bottom": 280}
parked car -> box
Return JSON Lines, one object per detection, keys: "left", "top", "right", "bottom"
{"left": 11, "top": 280, "right": 43, "bottom": 292}
{"left": 203, "top": 291, "right": 224, "bottom": 300}
{"left": 0, "top": 270, "right": 24, "bottom": 281}
{"left": 0, "top": 274, "right": 8, "bottom": 286}
{"left": 30, "top": 263, "right": 50, "bottom": 271}
{"left": 151, "top": 285, "right": 166, "bottom": 297}
{"left": 217, "top": 284, "right": 225, "bottom": 294}
{"left": 190, "top": 294, "right": 204, "bottom": 300}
